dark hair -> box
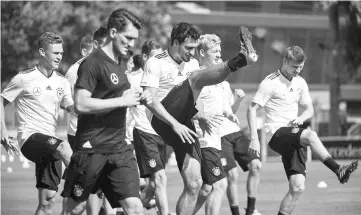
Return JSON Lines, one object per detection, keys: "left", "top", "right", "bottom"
{"left": 284, "top": 46, "right": 307, "bottom": 63}
{"left": 93, "top": 26, "right": 108, "bottom": 44}
{"left": 80, "top": 35, "right": 94, "bottom": 51}
{"left": 37, "top": 32, "right": 63, "bottom": 50}
{"left": 133, "top": 54, "right": 144, "bottom": 69}
{"left": 107, "top": 8, "right": 143, "bottom": 33}
{"left": 170, "top": 22, "right": 201, "bottom": 45}
{"left": 141, "top": 40, "right": 161, "bottom": 56}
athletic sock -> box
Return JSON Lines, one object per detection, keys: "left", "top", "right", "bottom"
{"left": 323, "top": 156, "right": 340, "bottom": 174}
{"left": 230, "top": 205, "right": 240, "bottom": 215}
{"left": 225, "top": 53, "right": 247, "bottom": 72}
{"left": 246, "top": 196, "right": 256, "bottom": 213}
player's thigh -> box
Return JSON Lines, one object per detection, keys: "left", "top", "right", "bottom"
{"left": 64, "top": 197, "right": 88, "bottom": 215}
{"left": 180, "top": 153, "right": 202, "bottom": 186}
{"left": 38, "top": 188, "right": 57, "bottom": 205}
{"left": 101, "top": 150, "right": 140, "bottom": 208}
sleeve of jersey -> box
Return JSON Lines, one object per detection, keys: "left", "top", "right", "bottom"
{"left": 61, "top": 79, "right": 74, "bottom": 108}
{"left": 0, "top": 74, "right": 23, "bottom": 103}
{"left": 299, "top": 80, "right": 312, "bottom": 105}
{"left": 140, "top": 58, "right": 160, "bottom": 88}
{"left": 252, "top": 79, "right": 273, "bottom": 107}
{"left": 75, "top": 60, "right": 99, "bottom": 94}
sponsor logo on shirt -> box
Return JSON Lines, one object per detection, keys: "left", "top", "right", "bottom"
{"left": 167, "top": 73, "right": 174, "bottom": 82}
{"left": 110, "top": 73, "right": 119, "bottom": 84}
{"left": 82, "top": 141, "right": 92, "bottom": 148}
{"left": 33, "top": 87, "right": 42, "bottom": 96}
{"left": 56, "top": 88, "right": 64, "bottom": 99}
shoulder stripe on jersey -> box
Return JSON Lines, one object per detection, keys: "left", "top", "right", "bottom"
{"left": 155, "top": 52, "right": 167, "bottom": 59}
{"left": 268, "top": 71, "right": 280, "bottom": 80}
{"left": 18, "top": 67, "right": 36, "bottom": 74}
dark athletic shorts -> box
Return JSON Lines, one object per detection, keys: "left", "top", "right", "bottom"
{"left": 61, "top": 148, "right": 140, "bottom": 208}
{"left": 151, "top": 80, "right": 202, "bottom": 171}
{"left": 268, "top": 127, "right": 307, "bottom": 179}
{"left": 133, "top": 128, "right": 167, "bottom": 178}
{"left": 221, "top": 131, "right": 260, "bottom": 172}
{"left": 201, "top": 148, "right": 227, "bottom": 185}
{"left": 21, "top": 133, "right": 63, "bottom": 191}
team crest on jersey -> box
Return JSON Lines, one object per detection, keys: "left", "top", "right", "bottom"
{"left": 110, "top": 73, "right": 119, "bottom": 84}
{"left": 291, "top": 127, "right": 300, "bottom": 134}
{"left": 33, "top": 87, "right": 42, "bottom": 96}
{"left": 221, "top": 158, "right": 227, "bottom": 167}
{"left": 56, "top": 88, "right": 64, "bottom": 99}
{"left": 73, "top": 184, "right": 83, "bottom": 197}
{"left": 148, "top": 159, "right": 156, "bottom": 168}
{"left": 167, "top": 73, "right": 174, "bottom": 82}
{"left": 47, "top": 137, "right": 57, "bottom": 145}
{"left": 212, "top": 167, "right": 221, "bottom": 176}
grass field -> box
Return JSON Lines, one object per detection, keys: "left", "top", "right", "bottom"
{"left": 1, "top": 151, "right": 360, "bottom": 215}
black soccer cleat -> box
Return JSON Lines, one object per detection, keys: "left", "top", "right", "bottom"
{"left": 337, "top": 160, "right": 358, "bottom": 184}
{"left": 239, "top": 26, "right": 258, "bottom": 64}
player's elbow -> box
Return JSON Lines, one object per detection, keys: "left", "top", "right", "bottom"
{"left": 74, "top": 99, "right": 90, "bottom": 114}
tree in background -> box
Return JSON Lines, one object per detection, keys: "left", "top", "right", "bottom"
{"left": 315, "top": 0, "right": 361, "bottom": 136}
{"left": 1, "top": 1, "right": 172, "bottom": 88}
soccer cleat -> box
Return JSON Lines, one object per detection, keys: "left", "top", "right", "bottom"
{"left": 245, "top": 208, "right": 262, "bottom": 215}
{"left": 337, "top": 160, "right": 358, "bottom": 184}
{"left": 239, "top": 26, "right": 258, "bottom": 64}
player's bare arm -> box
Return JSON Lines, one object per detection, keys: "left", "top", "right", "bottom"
{"left": 232, "top": 89, "right": 245, "bottom": 113}
{"left": 143, "top": 86, "right": 197, "bottom": 144}
{"left": 74, "top": 88, "right": 141, "bottom": 114}
{"left": 0, "top": 97, "right": 20, "bottom": 156}
{"left": 247, "top": 102, "right": 261, "bottom": 157}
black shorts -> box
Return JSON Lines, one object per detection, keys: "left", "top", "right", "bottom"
{"left": 67, "top": 134, "right": 76, "bottom": 151}
{"left": 151, "top": 80, "right": 202, "bottom": 172}
{"left": 20, "top": 133, "right": 63, "bottom": 191}
{"left": 61, "top": 148, "right": 140, "bottom": 208}
{"left": 201, "top": 148, "right": 226, "bottom": 185}
{"left": 133, "top": 128, "right": 166, "bottom": 178}
{"left": 269, "top": 127, "right": 307, "bottom": 179}
{"left": 221, "top": 131, "right": 260, "bottom": 172}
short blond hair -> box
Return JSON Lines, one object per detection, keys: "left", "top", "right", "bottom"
{"left": 197, "top": 34, "right": 221, "bottom": 51}
{"left": 284, "top": 46, "right": 307, "bottom": 63}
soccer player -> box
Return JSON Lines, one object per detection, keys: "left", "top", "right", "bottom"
{"left": 129, "top": 41, "right": 172, "bottom": 215}
{"left": 220, "top": 86, "right": 262, "bottom": 215}
{"left": 1, "top": 32, "right": 73, "bottom": 215}
{"left": 191, "top": 34, "right": 229, "bottom": 215}
{"left": 247, "top": 46, "right": 358, "bottom": 215}
{"left": 141, "top": 23, "right": 257, "bottom": 215}
{"left": 61, "top": 8, "right": 151, "bottom": 215}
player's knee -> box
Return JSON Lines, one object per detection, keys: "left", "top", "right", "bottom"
{"left": 185, "top": 177, "right": 203, "bottom": 194}
{"left": 249, "top": 159, "right": 262, "bottom": 174}
{"left": 153, "top": 170, "right": 167, "bottom": 188}
{"left": 290, "top": 183, "right": 305, "bottom": 195}
{"left": 301, "top": 130, "right": 318, "bottom": 145}
{"left": 124, "top": 200, "right": 143, "bottom": 215}
{"left": 200, "top": 184, "right": 212, "bottom": 196}
{"left": 226, "top": 168, "right": 239, "bottom": 184}
{"left": 39, "top": 196, "right": 56, "bottom": 214}
{"left": 56, "top": 141, "right": 72, "bottom": 155}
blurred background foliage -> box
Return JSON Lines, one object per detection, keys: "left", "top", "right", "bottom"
{"left": 1, "top": 1, "right": 172, "bottom": 85}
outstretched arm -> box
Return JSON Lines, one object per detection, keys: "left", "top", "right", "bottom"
{"left": 247, "top": 102, "right": 261, "bottom": 156}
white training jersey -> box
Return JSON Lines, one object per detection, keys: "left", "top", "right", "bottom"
{"left": 1, "top": 66, "right": 73, "bottom": 147}
{"left": 252, "top": 70, "right": 312, "bottom": 143}
{"left": 141, "top": 50, "right": 199, "bottom": 120}
{"left": 127, "top": 68, "right": 157, "bottom": 135}
{"left": 65, "top": 58, "right": 84, "bottom": 136}
{"left": 218, "top": 81, "right": 241, "bottom": 137}
{"left": 194, "top": 82, "right": 225, "bottom": 150}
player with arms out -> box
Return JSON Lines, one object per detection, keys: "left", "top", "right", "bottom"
{"left": 247, "top": 46, "right": 358, "bottom": 215}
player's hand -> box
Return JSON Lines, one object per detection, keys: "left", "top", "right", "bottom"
{"left": 140, "top": 90, "right": 152, "bottom": 106}
{"left": 172, "top": 122, "right": 198, "bottom": 144}
{"left": 121, "top": 88, "right": 141, "bottom": 107}
{"left": 224, "top": 111, "right": 240, "bottom": 126}
{"left": 198, "top": 115, "right": 223, "bottom": 135}
{"left": 1, "top": 128, "right": 20, "bottom": 156}
{"left": 290, "top": 118, "right": 304, "bottom": 126}
{"left": 234, "top": 89, "right": 245, "bottom": 99}
{"left": 248, "top": 138, "right": 260, "bottom": 157}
